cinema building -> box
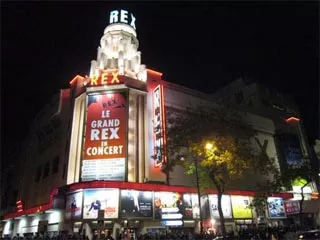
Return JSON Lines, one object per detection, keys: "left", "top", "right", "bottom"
{"left": 3, "top": 9, "right": 317, "bottom": 239}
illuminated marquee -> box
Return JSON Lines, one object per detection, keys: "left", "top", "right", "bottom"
{"left": 109, "top": 10, "right": 136, "bottom": 29}
{"left": 85, "top": 69, "right": 122, "bottom": 87}
{"left": 153, "top": 85, "right": 166, "bottom": 168}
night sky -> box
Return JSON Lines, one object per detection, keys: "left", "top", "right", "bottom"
{"left": 2, "top": 2, "right": 319, "bottom": 161}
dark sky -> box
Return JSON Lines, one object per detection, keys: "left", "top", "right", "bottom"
{"left": 1, "top": 2, "right": 319, "bottom": 159}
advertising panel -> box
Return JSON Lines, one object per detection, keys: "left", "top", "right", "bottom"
{"left": 200, "top": 195, "right": 211, "bottom": 219}
{"left": 154, "top": 192, "right": 183, "bottom": 221}
{"left": 66, "top": 191, "right": 83, "bottom": 220}
{"left": 231, "top": 196, "right": 252, "bottom": 219}
{"left": 183, "top": 193, "right": 200, "bottom": 219}
{"left": 267, "top": 197, "right": 286, "bottom": 218}
{"left": 152, "top": 85, "right": 166, "bottom": 168}
{"left": 83, "top": 189, "right": 119, "bottom": 219}
{"left": 82, "top": 92, "right": 127, "bottom": 181}
{"left": 284, "top": 200, "right": 300, "bottom": 215}
{"left": 120, "top": 190, "right": 153, "bottom": 218}
{"left": 208, "top": 195, "right": 232, "bottom": 219}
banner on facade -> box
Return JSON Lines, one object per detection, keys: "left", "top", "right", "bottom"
{"left": 231, "top": 196, "right": 252, "bottom": 219}
{"left": 208, "top": 194, "right": 232, "bottom": 219}
{"left": 66, "top": 191, "right": 83, "bottom": 220}
{"left": 182, "top": 193, "right": 200, "bottom": 219}
{"left": 120, "top": 190, "right": 153, "bottom": 218}
{"left": 154, "top": 192, "right": 183, "bottom": 220}
{"left": 82, "top": 92, "right": 127, "bottom": 181}
{"left": 284, "top": 200, "right": 300, "bottom": 215}
{"left": 267, "top": 197, "right": 286, "bottom": 218}
{"left": 83, "top": 189, "right": 119, "bottom": 219}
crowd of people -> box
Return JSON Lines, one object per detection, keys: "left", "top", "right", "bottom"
{"left": 2, "top": 225, "right": 320, "bottom": 240}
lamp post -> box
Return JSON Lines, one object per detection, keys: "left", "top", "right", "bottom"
{"left": 194, "top": 155, "right": 203, "bottom": 234}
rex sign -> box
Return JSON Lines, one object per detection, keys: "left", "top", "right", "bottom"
{"left": 81, "top": 92, "right": 127, "bottom": 181}
{"left": 85, "top": 70, "right": 123, "bottom": 87}
{"left": 109, "top": 10, "right": 136, "bottom": 29}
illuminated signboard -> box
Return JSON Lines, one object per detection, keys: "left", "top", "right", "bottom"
{"left": 208, "top": 195, "right": 232, "bottom": 219}
{"left": 83, "top": 189, "right": 119, "bottom": 219}
{"left": 120, "top": 190, "right": 153, "bottom": 218}
{"left": 109, "top": 10, "right": 136, "bottom": 29}
{"left": 231, "top": 196, "right": 252, "bottom": 219}
{"left": 154, "top": 192, "right": 183, "bottom": 220}
{"left": 183, "top": 193, "right": 200, "bottom": 219}
{"left": 66, "top": 191, "right": 83, "bottom": 220}
{"left": 84, "top": 69, "right": 123, "bottom": 87}
{"left": 267, "top": 197, "right": 286, "bottom": 218}
{"left": 153, "top": 85, "right": 166, "bottom": 168}
{"left": 284, "top": 200, "right": 300, "bottom": 215}
{"left": 81, "top": 92, "right": 127, "bottom": 181}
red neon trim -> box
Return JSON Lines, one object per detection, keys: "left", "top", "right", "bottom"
{"left": 69, "top": 75, "right": 85, "bottom": 85}
{"left": 285, "top": 117, "right": 300, "bottom": 123}
{"left": 147, "top": 69, "right": 163, "bottom": 77}
{"left": 4, "top": 188, "right": 58, "bottom": 219}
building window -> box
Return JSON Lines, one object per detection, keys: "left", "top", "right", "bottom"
{"left": 235, "top": 92, "right": 244, "bottom": 103}
{"left": 52, "top": 156, "right": 60, "bottom": 174}
{"left": 43, "top": 162, "right": 50, "bottom": 178}
{"left": 35, "top": 165, "right": 42, "bottom": 182}
{"left": 261, "top": 99, "right": 270, "bottom": 106}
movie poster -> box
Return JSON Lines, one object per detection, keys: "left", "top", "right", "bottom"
{"left": 120, "top": 190, "right": 153, "bottom": 218}
{"left": 231, "top": 196, "right": 252, "bottom": 219}
{"left": 154, "top": 192, "right": 183, "bottom": 220}
{"left": 284, "top": 200, "right": 300, "bottom": 215}
{"left": 83, "top": 189, "right": 119, "bottom": 219}
{"left": 208, "top": 194, "right": 232, "bottom": 218}
{"left": 182, "top": 193, "right": 200, "bottom": 219}
{"left": 267, "top": 197, "right": 286, "bottom": 218}
{"left": 82, "top": 92, "right": 127, "bottom": 181}
{"left": 66, "top": 191, "right": 83, "bottom": 220}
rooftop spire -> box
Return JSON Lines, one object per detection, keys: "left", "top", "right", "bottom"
{"left": 89, "top": 9, "right": 146, "bottom": 82}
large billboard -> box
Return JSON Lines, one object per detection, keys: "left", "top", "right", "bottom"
{"left": 66, "top": 191, "right": 83, "bottom": 220}
{"left": 154, "top": 192, "right": 183, "bottom": 221}
{"left": 182, "top": 193, "right": 200, "bottom": 219}
{"left": 267, "top": 197, "right": 286, "bottom": 218}
{"left": 83, "top": 189, "right": 119, "bottom": 219}
{"left": 231, "top": 196, "right": 252, "bottom": 219}
{"left": 120, "top": 190, "right": 153, "bottom": 218}
{"left": 208, "top": 195, "right": 232, "bottom": 219}
{"left": 82, "top": 92, "right": 127, "bottom": 181}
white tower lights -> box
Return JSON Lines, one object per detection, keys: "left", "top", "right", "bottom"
{"left": 89, "top": 10, "right": 147, "bottom": 82}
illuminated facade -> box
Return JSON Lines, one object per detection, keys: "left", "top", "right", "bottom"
{"left": 4, "top": 9, "right": 314, "bottom": 239}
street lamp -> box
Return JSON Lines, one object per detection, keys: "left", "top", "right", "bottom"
{"left": 194, "top": 155, "right": 203, "bottom": 234}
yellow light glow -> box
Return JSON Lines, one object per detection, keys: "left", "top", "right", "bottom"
{"left": 205, "top": 143, "right": 213, "bottom": 150}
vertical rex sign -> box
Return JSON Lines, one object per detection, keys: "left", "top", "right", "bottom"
{"left": 81, "top": 92, "right": 127, "bottom": 181}
{"left": 150, "top": 84, "right": 167, "bottom": 180}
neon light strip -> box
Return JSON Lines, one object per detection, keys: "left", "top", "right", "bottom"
{"left": 285, "top": 117, "right": 300, "bottom": 123}
{"left": 147, "top": 69, "right": 163, "bottom": 76}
